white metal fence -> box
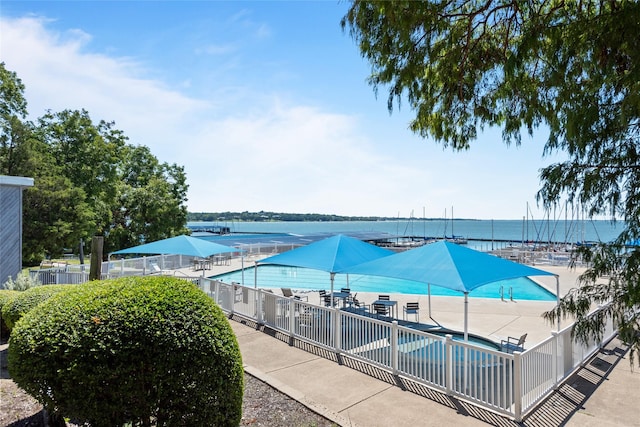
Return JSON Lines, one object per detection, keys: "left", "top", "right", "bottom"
{"left": 29, "top": 254, "right": 199, "bottom": 284}
{"left": 28, "top": 255, "right": 618, "bottom": 422}
{"left": 200, "top": 277, "right": 617, "bottom": 422}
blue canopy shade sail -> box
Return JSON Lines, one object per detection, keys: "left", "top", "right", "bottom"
{"left": 256, "top": 235, "right": 394, "bottom": 296}
{"left": 339, "top": 240, "right": 556, "bottom": 293}
{"left": 257, "top": 234, "right": 394, "bottom": 273}
{"left": 338, "top": 240, "right": 558, "bottom": 341}
{"left": 112, "top": 235, "right": 240, "bottom": 258}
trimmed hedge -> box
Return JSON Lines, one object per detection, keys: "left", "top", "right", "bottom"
{"left": 8, "top": 276, "right": 244, "bottom": 427}
{"left": 1, "top": 284, "right": 75, "bottom": 332}
{"left": 0, "top": 290, "right": 20, "bottom": 338}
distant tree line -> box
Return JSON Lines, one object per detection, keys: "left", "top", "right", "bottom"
{"left": 188, "top": 211, "right": 399, "bottom": 222}
{"left": 0, "top": 63, "right": 189, "bottom": 265}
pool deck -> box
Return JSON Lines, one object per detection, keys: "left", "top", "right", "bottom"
{"left": 176, "top": 257, "right": 640, "bottom": 426}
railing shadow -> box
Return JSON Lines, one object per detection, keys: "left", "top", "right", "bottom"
{"left": 522, "top": 336, "right": 629, "bottom": 426}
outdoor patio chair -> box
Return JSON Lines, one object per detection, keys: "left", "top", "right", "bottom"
{"left": 319, "top": 290, "right": 334, "bottom": 307}
{"left": 373, "top": 303, "right": 389, "bottom": 318}
{"left": 281, "top": 287, "right": 308, "bottom": 301}
{"left": 403, "top": 302, "right": 420, "bottom": 321}
{"left": 340, "top": 287, "right": 351, "bottom": 294}
{"left": 501, "top": 333, "right": 527, "bottom": 353}
{"left": 378, "top": 294, "right": 390, "bottom": 301}
{"left": 346, "top": 293, "right": 368, "bottom": 311}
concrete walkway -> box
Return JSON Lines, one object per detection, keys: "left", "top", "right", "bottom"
{"left": 180, "top": 257, "right": 640, "bottom": 426}
{"left": 231, "top": 319, "right": 639, "bottom": 427}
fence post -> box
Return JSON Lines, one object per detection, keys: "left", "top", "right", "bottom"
{"left": 445, "top": 334, "right": 453, "bottom": 396}
{"left": 257, "top": 289, "right": 263, "bottom": 325}
{"left": 229, "top": 284, "right": 235, "bottom": 317}
{"left": 391, "top": 321, "right": 398, "bottom": 375}
{"left": 214, "top": 281, "right": 221, "bottom": 306}
{"left": 513, "top": 351, "right": 523, "bottom": 422}
{"left": 289, "top": 297, "right": 296, "bottom": 343}
{"left": 334, "top": 307, "right": 341, "bottom": 354}
{"left": 551, "top": 331, "right": 559, "bottom": 384}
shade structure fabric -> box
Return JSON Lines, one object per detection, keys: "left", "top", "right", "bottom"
{"left": 338, "top": 240, "right": 557, "bottom": 342}
{"left": 112, "top": 235, "right": 240, "bottom": 258}
{"left": 257, "top": 234, "right": 394, "bottom": 273}
{"left": 338, "top": 240, "right": 555, "bottom": 292}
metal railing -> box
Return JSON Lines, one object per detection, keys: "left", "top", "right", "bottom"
{"left": 27, "top": 255, "right": 617, "bottom": 422}
{"left": 200, "top": 277, "right": 617, "bottom": 422}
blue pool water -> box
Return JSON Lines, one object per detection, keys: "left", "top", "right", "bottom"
{"left": 211, "top": 265, "right": 556, "bottom": 301}
{"left": 405, "top": 328, "right": 501, "bottom": 350}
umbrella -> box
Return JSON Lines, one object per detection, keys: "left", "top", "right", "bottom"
{"left": 339, "top": 240, "right": 558, "bottom": 340}
{"left": 112, "top": 235, "right": 240, "bottom": 258}
{"left": 256, "top": 234, "right": 394, "bottom": 299}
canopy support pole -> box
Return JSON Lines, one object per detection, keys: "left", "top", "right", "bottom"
{"left": 254, "top": 262, "right": 258, "bottom": 289}
{"left": 241, "top": 251, "right": 245, "bottom": 285}
{"left": 330, "top": 272, "right": 335, "bottom": 307}
{"left": 428, "top": 283, "right": 432, "bottom": 318}
{"left": 555, "top": 275, "right": 560, "bottom": 331}
{"left": 427, "top": 283, "right": 441, "bottom": 326}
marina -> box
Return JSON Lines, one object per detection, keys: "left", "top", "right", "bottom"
{"left": 188, "top": 218, "right": 622, "bottom": 249}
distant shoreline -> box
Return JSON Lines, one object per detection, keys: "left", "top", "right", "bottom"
{"left": 187, "top": 211, "right": 483, "bottom": 222}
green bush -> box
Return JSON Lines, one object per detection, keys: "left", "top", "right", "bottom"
{"left": 8, "top": 276, "right": 244, "bottom": 427}
{"left": 2, "top": 271, "right": 42, "bottom": 291}
{"left": 0, "top": 290, "right": 20, "bottom": 339}
{"left": 1, "top": 284, "right": 75, "bottom": 332}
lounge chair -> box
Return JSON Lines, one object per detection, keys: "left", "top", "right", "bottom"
{"left": 149, "top": 262, "right": 170, "bottom": 275}
{"left": 281, "top": 288, "right": 308, "bottom": 301}
{"left": 403, "top": 302, "right": 420, "bottom": 321}
{"left": 501, "top": 333, "right": 527, "bottom": 353}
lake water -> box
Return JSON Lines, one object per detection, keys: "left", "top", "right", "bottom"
{"left": 189, "top": 218, "right": 622, "bottom": 251}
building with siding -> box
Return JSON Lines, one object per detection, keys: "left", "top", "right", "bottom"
{"left": 0, "top": 175, "right": 34, "bottom": 286}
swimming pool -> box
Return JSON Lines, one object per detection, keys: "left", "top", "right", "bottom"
{"left": 211, "top": 265, "right": 556, "bottom": 301}
{"left": 404, "top": 326, "right": 501, "bottom": 351}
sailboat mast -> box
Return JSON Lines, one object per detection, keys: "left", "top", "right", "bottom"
{"left": 451, "top": 206, "right": 454, "bottom": 238}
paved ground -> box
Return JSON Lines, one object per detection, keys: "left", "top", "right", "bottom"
{"left": 178, "top": 257, "right": 640, "bottom": 426}
{"left": 231, "top": 320, "right": 638, "bottom": 427}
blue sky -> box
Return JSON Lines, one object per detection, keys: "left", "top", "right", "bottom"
{"left": 1, "top": 1, "right": 564, "bottom": 220}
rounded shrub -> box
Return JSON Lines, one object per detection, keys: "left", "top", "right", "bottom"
{"left": 1, "top": 284, "right": 75, "bottom": 332}
{"left": 0, "top": 290, "right": 20, "bottom": 338}
{"left": 8, "top": 276, "right": 244, "bottom": 427}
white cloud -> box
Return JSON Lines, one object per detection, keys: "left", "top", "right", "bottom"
{"left": 0, "top": 14, "right": 556, "bottom": 220}
{"left": 1, "top": 16, "right": 208, "bottom": 156}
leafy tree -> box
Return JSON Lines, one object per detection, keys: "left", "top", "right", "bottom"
{"left": 36, "top": 109, "right": 126, "bottom": 235}
{"left": 22, "top": 173, "right": 94, "bottom": 263}
{"left": 0, "top": 64, "right": 190, "bottom": 262}
{"left": 343, "top": 1, "right": 640, "bottom": 362}
{"left": 108, "top": 145, "right": 189, "bottom": 254}
{"left": 0, "top": 62, "right": 29, "bottom": 175}
{"left": 1, "top": 64, "right": 94, "bottom": 262}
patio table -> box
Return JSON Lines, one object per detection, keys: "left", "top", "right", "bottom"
{"left": 331, "top": 291, "right": 351, "bottom": 307}
{"left": 373, "top": 299, "right": 398, "bottom": 319}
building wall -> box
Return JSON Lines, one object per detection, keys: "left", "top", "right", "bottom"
{"left": 0, "top": 176, "right": 34, "bottom": 286}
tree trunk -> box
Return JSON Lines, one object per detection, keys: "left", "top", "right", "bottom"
{"left": 89, "top": 236, "right": 103, "bottom": 281}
